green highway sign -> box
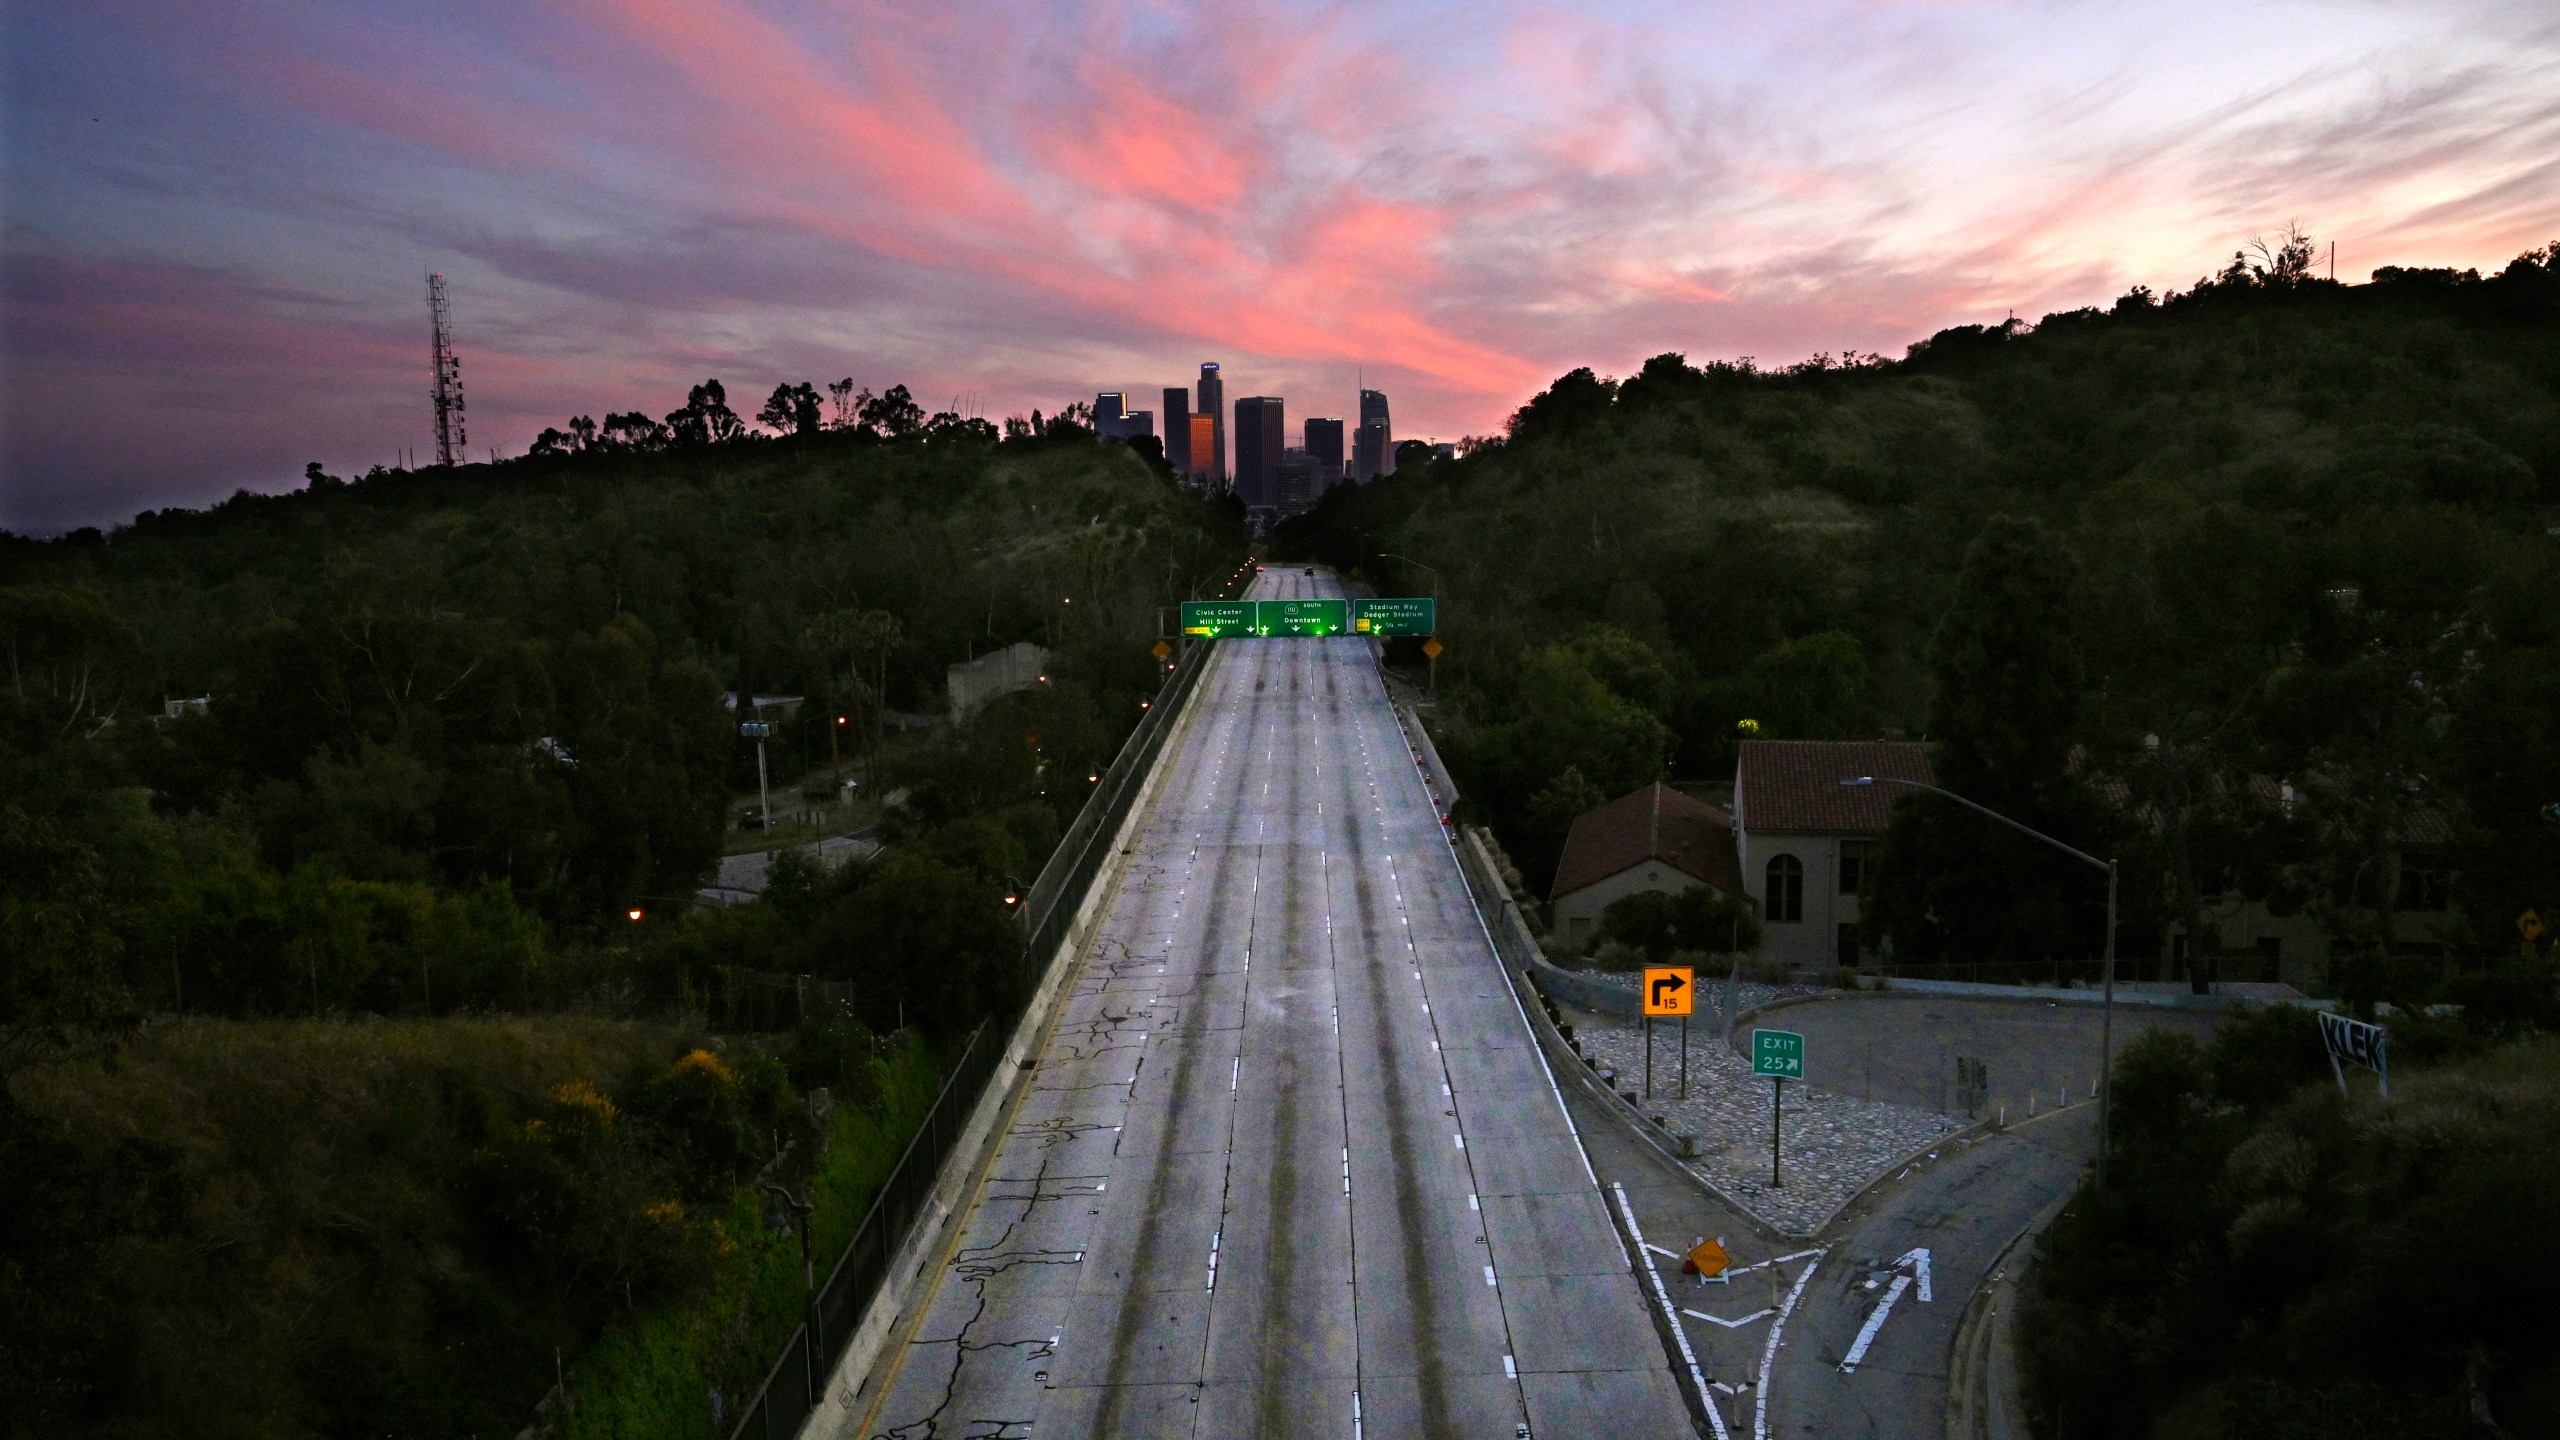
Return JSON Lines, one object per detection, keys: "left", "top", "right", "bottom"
{"left": 1256, "top": 598, "right": 1349, "bottom": 637}
{"left": 1353, "top": 597, "right": 1437, "bottom": 636}
{"left": 1180, "top": 601, "right": 1255, "bottom": 638}
{"left": 1752, "top": 1028, "right": 1805, "bottom": 1078}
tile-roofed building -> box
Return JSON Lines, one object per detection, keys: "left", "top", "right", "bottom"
{"left": 1549, "top": 783, "right": 1744, "bottom": 952}
{"left": 1733, "top": 740, "right": 1934, "bottom": 834}
{"left": 1733, "top": 740, "right": 1933, "bottom": 971}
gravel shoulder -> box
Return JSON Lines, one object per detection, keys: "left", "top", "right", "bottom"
{"left": 1550, "top": 977, "right": 1961, "bottom": 1237}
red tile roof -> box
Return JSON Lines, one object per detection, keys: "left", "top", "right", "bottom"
{"left": 1736, "top": 740, "right": 1935, "bottom": 835}
{"left": 1551, "top": 783, "right": 1744, "bottom": 901}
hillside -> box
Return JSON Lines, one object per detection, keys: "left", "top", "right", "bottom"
{"left": 0, "top": 420, "right": 1245, "bottom": 1436}
{"left": 1279, "top": 243, "right": 2560, "bottom": 971}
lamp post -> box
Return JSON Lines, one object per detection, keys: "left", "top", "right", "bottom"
{"left": 1842, "top": 775, "right": 2121, "bottom": 1190}
{"left": 1377, "top": 552, "right": 1442, "bottom": 698}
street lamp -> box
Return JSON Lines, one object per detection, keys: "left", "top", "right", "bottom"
{"left": 1842, "top": 775, "right": 2122, "bottom": 1190}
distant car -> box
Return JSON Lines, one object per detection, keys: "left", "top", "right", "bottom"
{"left": 1303, "top": 567, "right": 1314, "bottom": 576}
{"left": 738, "top": 808, "right": 768, "bottom": 831}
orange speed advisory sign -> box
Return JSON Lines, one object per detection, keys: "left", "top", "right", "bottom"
{"left": 1642, "top": 966, "right": 1694, "bottom": 1017}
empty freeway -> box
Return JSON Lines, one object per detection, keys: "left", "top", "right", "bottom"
{"left": 835, "top": 567, "right": 1695, "bottom": 1439}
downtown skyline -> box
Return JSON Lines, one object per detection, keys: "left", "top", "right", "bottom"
{"left": 6, "top": 0, "right": 2557, "bottom": 532}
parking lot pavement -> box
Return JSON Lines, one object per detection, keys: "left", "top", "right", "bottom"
{"left": 1751, "top": 993, "right": 2222, "bottom": 1120}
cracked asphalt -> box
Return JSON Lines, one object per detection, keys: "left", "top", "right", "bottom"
{"left": 836, "top": 568, "right": 1693, "bottom": 1440}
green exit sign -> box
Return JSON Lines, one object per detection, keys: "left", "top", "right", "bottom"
{"left": 1180, "top": 601, "right": 1254, "bottom": 638}
{"left": 1257, "top": 598, "right": 1348, "bottom": 636}
{"left": 1353, "top": 597, "right": 1436, "bottom": 636}
{"left": 1752, "top": 1028, "right": 1805, "bottom": 1078}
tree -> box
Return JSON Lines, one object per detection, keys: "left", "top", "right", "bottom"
{"left": 826, "top": 378, "right": 858, "bottom": 429}
{"left": 599, "top": 411, "right": 668, "bottom": 451}
{"left": 1866, "top": 517, "right": 2109, "bottom": 963}
{"left": 807, "top": 608, "right": 901, "bottom": 790}
{"left": 665, "top": 380, "right": 744, "bottom": 446}
{"left": 0, "top": 586, "right": 144, "bottom": 744}
{"left": 1506, "top": 366, "right": 1618, "bottom": 446}
{"left": 1590, "top": 883, "right": 1761, "bottom": 962}
{"left": 757, "top": 382, "right": 823, "bottom": 439}
{"left": 857, "top": 384, "right": 925, "bottom": 439}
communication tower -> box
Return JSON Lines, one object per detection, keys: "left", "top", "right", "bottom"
{"left": 427, "top": 271, "right": 467, "bottom": 466}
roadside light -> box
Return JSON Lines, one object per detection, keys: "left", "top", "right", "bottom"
{"left": 627, "top": 908, "right": 645, "bottom": 922}
{"left": 1004, "top": 892, "right": 1018, "bottom": 906}
{"left": 836, "top": 715, "right": 848, "bottom": 726}
{"left": 1141, "top": 700, "right": 1151, "bottom": 709}
{"left": 1088, "top": 773, "right": 1100, "bottom": 783}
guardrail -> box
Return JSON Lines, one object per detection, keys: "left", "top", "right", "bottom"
{"left": 1022, "top": 642, "right": 1209, "bottom": 963}
{"left": 725, "top": 638, "right": 1212, "bottom": 1440}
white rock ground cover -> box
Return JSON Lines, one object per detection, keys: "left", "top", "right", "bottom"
{"left": 1552, "top": 977, "right": 1960, "bottom": 1235}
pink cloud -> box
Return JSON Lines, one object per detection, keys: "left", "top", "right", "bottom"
{"left": 10, "top": 0, "right": 2560, "bottom": 526}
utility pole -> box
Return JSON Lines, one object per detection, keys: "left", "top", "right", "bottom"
{"left": 427, "top": 272, "right": 466, "bottom": 466}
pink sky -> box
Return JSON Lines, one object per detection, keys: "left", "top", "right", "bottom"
{"left": 5, "top": 0, "right": 2556, "bottom": 530}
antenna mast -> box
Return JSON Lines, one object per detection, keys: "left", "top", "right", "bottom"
{"left": 427, "top": 271, "right": 467, "bottom": 466}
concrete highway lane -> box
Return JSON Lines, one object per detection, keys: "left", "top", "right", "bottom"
{"left": 843, "top": 568, "right": 1695, "bottom": 1440}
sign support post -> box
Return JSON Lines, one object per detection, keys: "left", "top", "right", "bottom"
{"left": 1770, "top": 1076, "right": 1783, "bottom": 1187}
{"left": 1642, "top": 967, "right": 1694, "bottom": 1106}
{"left": 1751, "top": 1027, "right": 1806, "bottom": 1188}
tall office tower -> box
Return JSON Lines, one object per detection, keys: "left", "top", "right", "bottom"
{"left": 1304, "top": 417, "right": 1345, "bottom": 498}
{"left": 1276, "top": 447, "right": 1317, "bottom": 515}
{"left": 1194, "top": 363, "right": 1226, "bottom": 486}
{"left": 1189, "top": 415, "right": 1217, "bottom": 485}
{"left": 1233, "top": 396, "right": 1284, "bottom": 510}
{"left": 1353, "top": 421, "right": 1387, "bottom": 482}
{"left": 1119, "top": 410, "right": 1155, "bottom": 439}
{"left": 1095, "top": 392, "right": 1126, "bottom": 434}
{"left": 1359, "top": 388, "right": 1392, "bottom": 476}
{"left": 1162, "top": 387, "right": 1191, "bottom": 474}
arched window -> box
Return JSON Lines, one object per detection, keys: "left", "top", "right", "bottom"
{"left": 1765, "top": 854, "right": 1803, "bottom": 924}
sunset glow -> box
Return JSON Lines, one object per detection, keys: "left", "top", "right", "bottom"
{"left": 5, "top": 0, "right": 2554, "bottom": 530}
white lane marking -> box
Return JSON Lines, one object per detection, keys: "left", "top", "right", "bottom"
{"left": 1207, "top": 1227, "right": 1221, "bottom": 1292}
{"left": 1231, "top": 1058, "right": 1240, "bottom": 1095}
{"left": 1483, "top": 1264, "right": 1498, "bottom": 1287}
{"left": 1755, "top": 1254, "right": 1823, "bottom": 1440}
{"left": 1898, "top": 1246, "right": 1934, "bottom": 1302}
{"left": 1353, "top": 1389, "right": 1362, "bottom": 1440}
{"left": 1502, "top": 1354, "right": 1516, "bottom": 1379}
{"left": 1453, "top": 1133, "right": 1465, "bottom": 1149}
{"left": 1468, "top": 1193, "right": 1479, "bottom": 1211}
{"left": 1611, "top": 1181, "right": 1724, "bottom": 1440}
{"left": 1837, "top": 1274, "right": 1912, "bottom": 1373}
{"left": 1683, "top": 1306, "right": 1778, "bottom": 1329}
{"left": 1720, "top": 1247, "right": 1824, "bottom": 1277}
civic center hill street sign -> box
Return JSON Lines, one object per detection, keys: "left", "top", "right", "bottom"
{"left": 1179, "top": 601, "right": 1253, "bottom": 638}
{"left": 1752, "top": 1029, "right": 1805, "bottom": 1078}
{"left": 1642, "top": 966, "right": 1693, "bottom": 1017}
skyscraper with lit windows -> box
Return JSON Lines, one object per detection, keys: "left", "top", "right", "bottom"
{"left": 1195, "top": 363, "right": 1225, "bottom": 488}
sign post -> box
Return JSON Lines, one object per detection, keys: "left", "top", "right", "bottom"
{"left": 1752, "top": 1028, "right": 1805, "bottom": 1187}
{"left": 1644, "top": 967, "right": 1693, "bottom": 1101}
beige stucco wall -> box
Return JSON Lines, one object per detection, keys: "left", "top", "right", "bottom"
{"left": 1738, "top": 830, "right": 1863, "bottom": 971}
{"left": 1552, "top": 860, "right": 1712, "bottom": 953}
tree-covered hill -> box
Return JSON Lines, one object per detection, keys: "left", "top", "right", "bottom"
{"left": 4, "top": 424, "right": 1242, "bottom": 1014}
{"left": 1, "top": 415, "right": 1245, "bottom": 1437}
{"left": 1279, "top": 241, "right": 2560, "bottom": 969}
